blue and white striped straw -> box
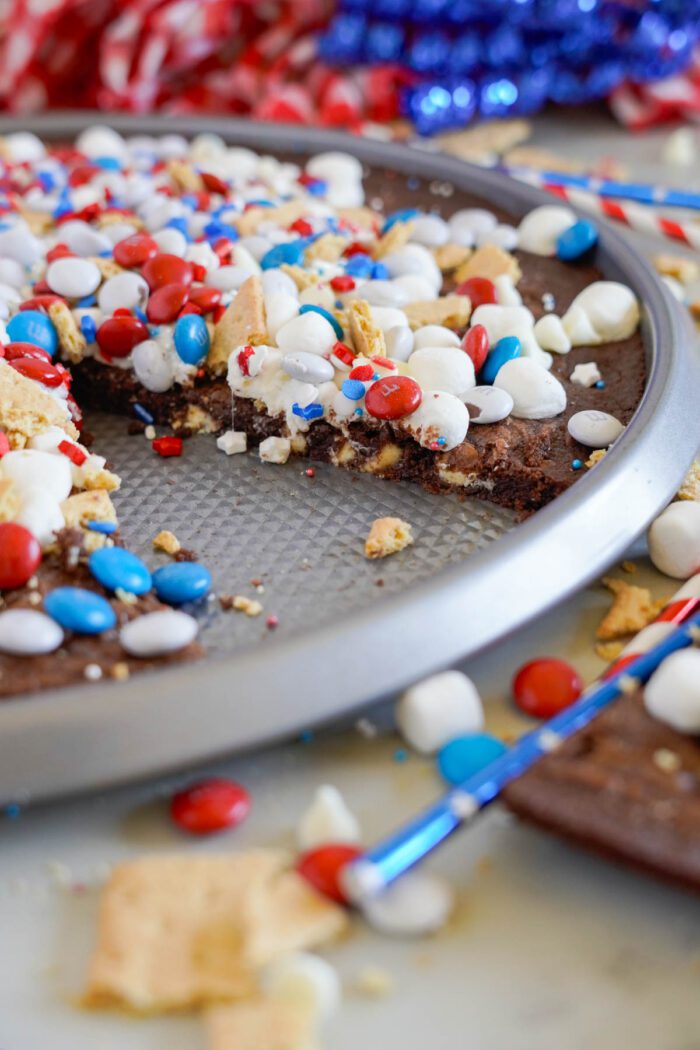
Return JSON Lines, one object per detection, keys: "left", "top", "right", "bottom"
{"left": 502, "top": 166, "right": 700, "bottom": 212}
{"left": 342, "top": 610, "right": 700, "bottom": 903}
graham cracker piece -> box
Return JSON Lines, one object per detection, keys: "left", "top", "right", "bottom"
{"left": 364, "top": 517, "right": 414, "bottom": 559}
{"left": 97, "top": 210, "right": 144, "bottom": 230}
{"left": 0, "top": 361, "right": 78, "bottom": 448}
{"left": 403, "top": 295, "right": 471, "bottom": 331}
{"left": 337, "top": 206, "right": 379, "bottom": 232}
{"left": 594, "top": 640, "right": 625, "bottom": 663}
{"left": 14, "top": 199, "right": 53, "bottom": 235}
{"left": 585, "top": 448, "right": 607, "bottom": 469}
{"left": 61, "top": 490, "right": 117, "bottom": 551}
{"left": 90, "top": 256, "right": 124, "bottom": 281}
{"left": 206, "top": 998, "right": 320, "bottom": 1050}
{"left": 503, "top": 146, "right": 586, "bottom": 174}
{"left": 235, "top": 201, "right": 307, "bottom": 237}
{"left": 48, "top": 301, "right": 87, "bottom": 363}
{"left": 434, "top": 119, "right": 532, "bottom": 162}
{"left": 209, "top": 275, "right": 268, "bottom": 375}
{"left": 433, "top": 243, "right": 472, "bottom": 273}
{"left": 653, "top": 253, "right": 699, "bottom": 285}
{"left": 678, "top": 460, "right": 700, "bottom": 501}
{"left": 82, "top": 464, "right": 121, "bottom": 492}
{"left": 596, "top": 577, "right": 662, "bottom": 641}
{"left": 371, "top": 220, "right": 413, "bottom": 260}
{"left": 304, "top": 233, "right": 346, "bottom": 265}
{"left": 153, "top": 529, "right": 181, "bottom": 555}
{"left": 280, "top": 264, "right": 318, "bottom": 292}
{"left": 167, "top": 159, "right": 204, "bottom": 193}
{"left": 454, "top": 244, "right": 521, "bottom": 285}
{"left": 347, "top": 299, "right": 386, "bottom": 357}
{"left": 83, "top": 851, "right": 347, "bottom": 1014}
{"left": 0, "top": 478, "right": 21, "bottom": 522}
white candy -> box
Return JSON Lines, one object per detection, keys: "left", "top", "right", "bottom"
{"left": 562, "top": 281, "right": 640, "bottom": 345}
{"left": 0, "top": 258, "right": 25, "bottom": 289}
{"left": 370, "top": 305, "right": 411, "bottom": 334}
{"left": 381, "top": 245, "right": 442, "bottom": 294}
{"left": 517, "top": 205, "right": 577, "bottom": 256}
{"left": 494, "top": 274, "right": 522, "bottom": 307}
{"left": 4, "top": 132, "right": 45, "bottom": 163}
{"left": 204, "top": 265, "right": 253, "bottom": 293}
{"left": 261, "top": 269, "right": 298, "bottom": 299}
{"left": 261, "top": 953, "right": 341, "bottom": 1026}
{"left": 384, "top": 325, "right": 414, "bottom": 362}
{"left": 186, "top": 242, "right": 220, "bottom": 274}
{"left": 15, "top": 489, "right": 65, "bottom": 547}
{"left": 98, "top": 272, "right": 149, "bottom": 315}
{"left": 494, "top": 358, "right": 567, "bottom": 419}
{"left": 360, "top": 872, "right": 454, "bottom": 937}
{"left": 393, "top": 273, "right": 438, "bottom": 302}
{"left": 120, "top": 610, "right": 198, "bottom": 657}
{"left": 102, "top": 222, "right": 138, "bottom": 246}
{"left": 297, "top": 784, "right": 361, "bottom": 850}
{"left": 265, "top": 292, "right": 299, "bottom": 339}
{"left": 410, "top": 214, "right": 449, "bottom": 247}
{"left": 216, "top": 430, "right": 247, "bottom": 455}
{"left": 449, "top": 207, "right": 497, "bottom": 246}
{"left": 464, "top": 385, "right": 514, "bottom": 424}
{"left": 644, "top": 650, "right": 700, "bottom": 734}
{"left": 259, "top": 436, "right": 291, "bottom": 464}
{"left": 471, "top": 304, "right": 552, "bottom": 370}
{"left": 403, "top": 390, "right": 469, "bottom": 452}
{"left": 533, "top": 314, "right": 571, "bottom": 354}
{"left": 76, "top": 125, "right": 127, "bottom": 161}
{"left": 282, "top": 352, "right": 335, "bottom": 384}
{"left": 647, "top": 501, "right": 700, "bottom": 579}
{"left": 306, "top": 150, "right": 363, "bottom": 183}
{"left": 0, "top": 282, "right": 21, "bottom": 308}
{"left": 475, "top": 223, "right": 518, "bottom": 251}
{"left": 360, "top": 281, "right": 409, "bottom": 309}
{"left": 396, "top": 670, "right": 484, "bottom": 754}
{"left": 568, "top": 409, "right": 624, "bottom": 448}
{"left": 46, "top": 258, "right": 101, "bottom": 299}
{"left": 407, "top": 346, "right": 475, "bottom": 401}
{"left": 152, "top": 227, "right": 188, "bottom": 257}
{"left": 132, "top": 340, "right": 175, "bottom": 393}
{"left": 1, "top": 449, "right": 72, "bottom": 502}
{"left": 276, "top": 312, "right": 337, "bottom": 356}
{"left": 413, "top": 325, "right": 460, "bottom": 350}
{"left": 0, "top": 224, "right": 42, "bottom": 265}
{"left": 0, "top": 609, "right": 63, "bottom": 655}
{"left": 59, "top": 220, "right": 112, "bottom": 257}
{"left": 570, "top": 362, "right": 602, "bottom": 387}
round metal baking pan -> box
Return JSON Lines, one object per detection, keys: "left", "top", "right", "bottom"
{"left": 0, "top": 113, "right": 697, "bottom": 804}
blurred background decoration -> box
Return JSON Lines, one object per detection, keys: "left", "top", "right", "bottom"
{"left": 0, "top": 0, "right": 699, "bottom": 134}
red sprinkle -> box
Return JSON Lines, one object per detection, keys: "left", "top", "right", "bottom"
{"left": 289, "top": 218, "right": 313, "bottom": 236}
{"left": 296, "top": 844, "right": 362, "bottom": 905}
{"left": 370, "top": 355, "right": 396, "bottom": 371}
{"left": 349, "top": 363, "right": 374, "bottom": 381}
{"left": 152, "top": 436, "right": 183, "bottom": 458}
{"left": 331, "top": 341, "right": 356, "bottom": 367}
{"left": 237, "top": 345, "right": 255, "bottom": 376}
{"left": 212, "top": 304, "right": 227, "bottom": 324}
{"left": 266, "top": 614, "right": 279, "bottom": 629}
{"left": 46, "top": 243, "right": 74, "bottom": 262}
{"left": 455, "top": 276, "right": 497, "bottom": 308}
{"left": 512, "top": 658, "right": 583, "bottom": 719}
{"left": 0, "top": 522, "right": 41, "bottom": 589}
{"left": 200, "top": 171, "right": 229, "bottom": 195}
{"left": 462, "top": 324, "right": 490, "bottom": 372}
{"left": 58, "top": 439, "right": 87, "bottom": 466}
{"left": 170, "top": 777, "right": 251, "bottom": 835}
{"left": 191, "top": 262, "right": 207, "bottom": 283}
{"left": 305, "top": 467, "right": 315, "bottom": 477}
{"left": 365, "top": 375, "right": 422, "bottom": 421}
{"left": 0, "top": 432, "right": 9, "bottom": 457}
{"left": 330, "top": 274, "right": 356, "bottom": 292}
{"left": 343, "top": 241, "right": 370, "bottom": 258}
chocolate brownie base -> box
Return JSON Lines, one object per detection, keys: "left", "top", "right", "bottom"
{"left": 503, "top": 692, "right": 700, "bottom": 892}
{"left": 0, "top": 529, "right": 203, "bottom": 700}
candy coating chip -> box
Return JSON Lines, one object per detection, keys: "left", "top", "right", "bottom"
{"left": 83, "top": 851, "right": 348, "bottom": 1013}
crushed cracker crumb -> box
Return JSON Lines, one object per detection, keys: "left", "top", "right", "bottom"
{"left": 364, "top": 516, "right": 414, "bottom": 559}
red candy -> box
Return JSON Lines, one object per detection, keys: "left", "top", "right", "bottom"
{"left": 455, "top": 276, "right": 497, "bottom": 308}
{"left": 146, "top": 282, "right": 189, "bottom": 323}
{"left": 19, "top": 295, "right": 65, "bottom": 312}
{"left": 113, "top": 233, "right": 160, "bottom": 269}
{"left": 296, "top": 844, "right": 362, "bottom": 905}
{"left": 462, "top": 324, "right": 490, "bottom": 372}
{"left": 46, "top": 243, "right": 73, "bottom": 262}
{"left": 141, "top": 253, "right": 193, "bottom": 291}
{"left": 331, "top": 341, "right": 356, "bottom": 367}
{"left": 4, "top": 342, "right": 52, "bottom": 362}
{"left": 349, "top": 363, "right": 374, "bottom": 381}
{"left": 96, "top": 316, "right": 149, "bottom": 359}
{"left": 170, "top": 777, "right": 251, "bottom": 835}
{"left": 188, "top": 285, "right": 222, "bottom": 313}
{"left": 365, "top": 375, "right": 422, "bottom": 421}
{"left": 58, "top": 439, "right": 87, "bottom": 466}
{"left": 152, "top": 435, "right": 183, "bottom": 457}
{"left": 200, "top": 171, "right": 229, "bottom": 195}
{"left": 9, "top": 357, "right": 65, "bottom": 387}
{"left": 330, "top": 275, "right": 355, "bottom": 292}
{"left": 512, "top": 658, "right": 583, "bottom": 719}
{"left": 0, "top": 522, "right": 41, "bottom": 590}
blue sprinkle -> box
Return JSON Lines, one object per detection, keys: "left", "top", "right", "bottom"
{"left": 247, "top": 199, "right": 274, "bottom": 208}
{"left": 38, "top": 171, "right": 56, "bottom": 192}
{"left": 133, "top": 402, "right": 154, "bottom": 425}
{"left": 89, "top": 547, "right": 152, "bottom": 596}
{"left": 437, "top": 436, "right": 447, "bottom": 446}
{"left": 382, "top": 207, "right": 419, "bottom": 234}
{"left": 371, "top": 261, "right": 389, "bottom": 280}
{"left": 166, "top": 217, "right": 191, "bottom": 241}
{"left": 77, "top": 294, "right": 97, "bottom": 308}
{"left": 44, "top": 586, "right": 117, "bottom": 635}
{"left": 572, "top": 458, "right": 583, "bottom": 471}
{"left": 86, "top": 520, "right": 118, "bottom": 535}
{"left": 53, "top": 202, "right": 72, "bottom": 219}
{"left": 292, "top": 401, "right": 324, "bottom": 422}
{"left": 299, "top": 729, "right": 315, "bottom": 744}
{"left": 152, "top": 562, "right": 212, "bottom": 605}
{"left": 595, "top": 379, "right": 606, "bottom": 389}
{"left": 80, "top": 315, "right": 97, "bottom": 343}
{"left": 99, "top": 249, "right": 112, "bottom": 258}
{"left": 133, "top": 306, "right": 148, "bottom": 325}
{"left": 437, "top": 733, "right": 507, "bottom": 785}
{"left": 149, "top": 326, "right": 160, "bottom": 338}
{"left": 94, "top": 156, "right": 122, "bottom": 171}
{"left": 306, "top": 178, "right": 328, "bottom": 197}
{"left": 345, "top": 254, "right": 373, "bottom": 278}
{"left": 335, "top": 299, "right": 344, "bottom": 309}
{"left": 180, "top": 194, "right": 199, "bottom": 210}
{"left": 354, "top": 407, "right": 364, "bottom": 417}
{"left": 4, "top": 803, "right": 21, "bottom": 821}
{"left": 393, "top": 748, "right": 408, "bottom": 764}
{"left": 299, "top": 303, "right": 343, "bottom": 340}
{"left": 342, "top": 378, "right": 365, "bottom": 401}
{"left": 204, "top": 221, "right": 238, "bottom": 243}
{"left": 407, "top": 177, "right": 420, "bottom": 190}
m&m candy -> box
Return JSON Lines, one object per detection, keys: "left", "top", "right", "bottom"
{"left": 455, "top": 276, "right": 497, "bottom": 307}
{"left": 43, "top": 586, "right": 117, "bottom": 634}
{"left": 437, "top": 733, "right": 507, "bottom": 785}
{"left": 170, "top": 777, "right": 251, "bottom": 835}
{"left": 480, "top": 335, "right": 521, "bottom": 384}
{"left": 147, "top": 282, "right": 190, "bottom": 324}
{"left": 0, "top": 523, "right": 42, "bottom": 589}
{"left": 113, "top": 233, "right": 159, "bottom": 269}
{"left": 96, "top": 316, "right": 149, "bottom": 358}
{"left": 89, "top": 547, "right": 152, "bottom": 595}
{"left": 6, "top": 310, "right": 58, "bottom": 358}
{"left": 152, "top": 562, "right": 212, "bottom": 604}
{"left": 365, "top": 375, "right": 422, "bottom": 420}
{"left": 296, "top": 844, "right": 363, "bottom": 904}
{"left": 462, "top": 324, "right": 489, "bottom": 372}
{"left": 141, "top": 253, "right": 193, "bottom": 291}
{"left": 512, "top": 658, "right": 583, "bottom": 718}
{"left": 173, "top": 313, "right": 211, "bottom": 364}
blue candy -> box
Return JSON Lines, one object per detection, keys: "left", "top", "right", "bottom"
{"left": 371, "top": 262, "right": 389, "bottom": 280}
{"left": 89, "top": 547, "right": 152, "bottom": 595}
{"left": 556, "top": 218, "right": 598, "bottom": 261}
{"left": 86, "top": 521, "right": 118, "bottom": 535}
{"left": 260, "top": 240, "right": 308, "bottom": 270}
{"left": 341, "top": 378, "right": 366, "bottom": 401}
{"left": 44, "top": 587, "right": 117, "bottom": 635}
{"left": 7, "top": 310, "right": 58, "bottom": 357}
{"left": 344, "top": 254, "right": 374, "bottom": 278}
{"left": 437, "top": 733, "right": 508, "bottom": 785}
{"left": 173, "top": 314, "right": 211, "bottom": 365}
{"left": 80, "top": 315, "right": 97, "bottom": 343}
{"left": 381, "top": 207, "right": 420, "bottom": 234}
{"left": 152, "top": 562, "right": 212, "bottom": 605}
{"left": 292, "top": 401, "right": 324, "bottom": 421}
{"left": 480, "top": 335, "right": 521, "bottom": 384}
{"left": 94, "top": 156, "right": 122, "bottom": 171}
{"left": 298, "top": 304, "right": 343, "bottom": 340}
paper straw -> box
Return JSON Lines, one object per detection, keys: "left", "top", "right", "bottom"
{"left": 342, "top": 603, "right": 700, "bottom": 904}
{"left": 504, "top": 167, "right": 700, "bottom": 212}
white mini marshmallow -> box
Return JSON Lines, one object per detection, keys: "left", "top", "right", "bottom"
{"left": 533, "top": 314, "right": 571, "bottom": 354}
{"left": 120, "top": 610, "right": 199, "bottom": 658}
{"left": 216, "top": 430, "right": 247, "bottom": 455}
{"left": 261, "top": 269, "right": 298, "bottom": 299}
{"left": 15, "top": 489, "right": 65, "bottom": 547}
{"left": 76, "top": 124, "right": 127, "bottom": 161}
{"left": 0, "top": 609, "right": 63, "bottom": 655}
{"left": 494, "top": 358, "right": 567, "bottom": 419}
{"left": 261, "top": 953, "right": 341, "bottom": 1026}
{"left": 360, "top": 281, "right": 409, "bottom": 309}
{"left": 568, "top": 409, "right": 624, "bottom": 448}
{"left": 306, "top": 150, "right": 364, "bottom": 183}
{"left": 360, "top": 872, "right": 454, "bottom": 937}
{"left": 644, "top": 650, "right": 700, "bottom": 734}
{"left": 381, "top": 244, "right": 442, "bottom": 294}
{"left": 471, "top": 304, "right": 552, "bottom": 370}
{"left": 407, "top": 346, "right": 475, "bottom": 401}
{"left": 3, "top": 132, "right": 45, "bottom": 163}
{"left": 276, "top": 311, "right": 337, "bottom": 356}
{"left": 265, "top": 292, "right": 299, "bottom": 339}
{"left": 46, "top": 257, "right": 101, "bottom": 299}
{"left": 297, "top": 785, "right": 361, "bottom": 850}
{"left": 1, "top": 449, "right": 72, "bottom": 502}
{"left": 413, "top": 325, "right": 461, "bottom": 350}
{"left": 476, "top": 223, "right": 518, "bottom": 251}
{"left": 132, "top": 339, "right": 175, "bottom": 393}
{"left": 370, "top": 305, "right": 411, "bottom": 334}
{"left": 410, "top": 214, "right": 449, "bottom": 247}
{"left": 393, "top": 274, "right": 438, "bottom": 302}
{"left": 517, "top": 205, "right": 577, "bottom": 256}
{"left": 384, "top": 325, "right": 414, "bottom": 362}
{"left": 562, "top": 281, "right": 640, "bottom": 345}
{"left": 204, "top": 265, "right": 253, "bottom": 293}
{"left": 396, "top": 670, "right": 484, "bottom": 754}
{"left": 647, "top": 501, "right": 700, "bottom": 579}
{"left": 403, "top": 390, "right": 469, "bottom": 451}
{"left": 0, "top": 258, "right": 25, "bottom": 289}
{"left": 448, "top": 207, "right": 497, "bottom": 247}
{"left": 98, "top": 271, "right": 149, "bottom": 315}
{"left": 259, "top": 436, "right": 291, "bottom": 464}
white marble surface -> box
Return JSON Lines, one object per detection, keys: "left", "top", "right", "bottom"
{"left": 1, "top": 113, "right": 699, "bottom": 1050}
